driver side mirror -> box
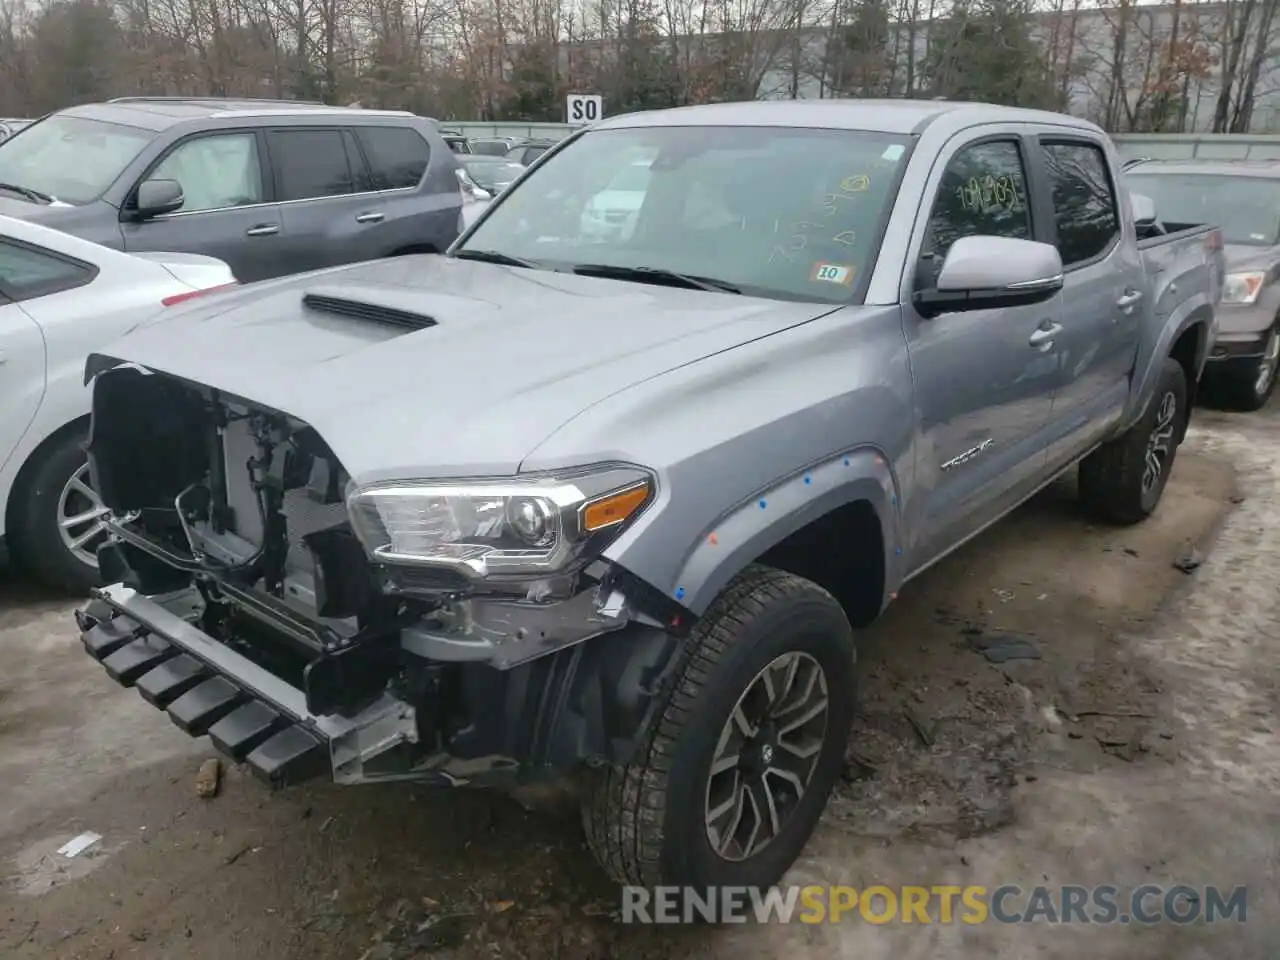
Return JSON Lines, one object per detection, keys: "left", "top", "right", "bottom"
{"left": 133, "top": 178, "right": 184, "bottom": 220}
{"left": 914, "top": 235, "right": 1064, "bottom": 319}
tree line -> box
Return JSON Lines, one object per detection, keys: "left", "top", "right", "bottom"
{"left": 0, "top": 0, "right": 1277, "bottom": 133}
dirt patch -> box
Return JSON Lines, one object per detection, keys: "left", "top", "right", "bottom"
{"left": 0, "top": 453, "right": 1237, "bottom": 960}
{"left": 829, "top": 453, "right": 1236, "bottom": 851}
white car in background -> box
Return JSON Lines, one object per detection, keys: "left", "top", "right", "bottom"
{"left": 0, "top": 215, "right": 236, "bottom": 590}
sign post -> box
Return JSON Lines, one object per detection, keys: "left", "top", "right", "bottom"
{"left": 566, "top": 94, "right": 603, "bottom": 126}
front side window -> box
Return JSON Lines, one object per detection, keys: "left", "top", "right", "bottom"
{"left": 150, "top": 133, "right": 263, "bottom": 213}
{"left": 1124, "top": 172, "right": 1280, "bottom": 246}
{"left": 460, "top": 125, "right": 913, "bottom": 303}
{"left": 0, "top": 115, "right": 153, "bottom": 205}
{"left": 923, "top": 140, "right": 1032, "bottom": 267}
{"left": 357, "top": 126, "right": 429, "bottom": 190}
{"left": 1042, "top": 141, "right": 1120, "bottom": 266}
{"left": 0, "top": 238, "right": 94, "bottom": 301}
{"left": 267, "top": 129, "right": 354, "bottom": 201}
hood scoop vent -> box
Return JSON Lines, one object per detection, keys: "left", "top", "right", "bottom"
{"left": 302, "top": 289, "right": 438, "bottom": 332}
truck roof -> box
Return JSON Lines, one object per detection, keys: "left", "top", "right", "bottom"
{"left": 594, "top": 98, "right": 1104, "bottom": 136}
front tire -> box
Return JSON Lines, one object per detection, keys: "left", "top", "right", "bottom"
{"left": 7, "top": 423, "right": 109, "bottom": 592}
{"left": 1079, "top": 356, "right": 1188, "bottom": 525}
{"left": 581, "top": 565, "right": 856, "bottom": 891}
{"left": 1212, "top": 325, "right": 1279, "bottom": 411}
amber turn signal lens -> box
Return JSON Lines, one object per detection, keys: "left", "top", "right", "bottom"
{"left": 581, "top": 483, "right": 650, "bottom": 532}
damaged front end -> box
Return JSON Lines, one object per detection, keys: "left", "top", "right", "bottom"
{"left": 77, "top": 360, "right": 685, "bottom": 790}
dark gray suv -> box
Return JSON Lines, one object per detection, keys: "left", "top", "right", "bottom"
{"left": 0, "top": 98, "right": 463, "bottom": 282}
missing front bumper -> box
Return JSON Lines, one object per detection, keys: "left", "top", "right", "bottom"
{"left": 78, "top": 583, "right": 422, "bottom": 788}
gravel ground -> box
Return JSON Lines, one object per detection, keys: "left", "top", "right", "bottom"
{"left": 1, "top": 405, "right": 1276, "bottom": 959}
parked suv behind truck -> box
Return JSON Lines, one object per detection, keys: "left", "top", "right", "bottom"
{"left": 0, "top": 97, "right": 463, "bottom": 283}
{"left": 1124, "top": 158, "right": 1280, "bottom": 409}
{"left": 76, "top": 100, "right": 1222, "bottom": 893}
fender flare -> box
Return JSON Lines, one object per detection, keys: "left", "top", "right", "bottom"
{"left": 1122, "top": 293, "right": 1212, "bottom": 432}
{"left": 671, "top": 445, "right": 903, "bottom": 616}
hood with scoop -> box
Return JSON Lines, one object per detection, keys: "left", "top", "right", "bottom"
{"left": 88, "top": 254, "right": 837, "bottom": 485}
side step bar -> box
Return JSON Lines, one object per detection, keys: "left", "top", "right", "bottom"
{"left": 78, "top": 585, "right": 349, "bottom": 788}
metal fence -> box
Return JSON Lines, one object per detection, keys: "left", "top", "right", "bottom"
{"left": 440, "top": 119, "right": 1280, "bottom": 162}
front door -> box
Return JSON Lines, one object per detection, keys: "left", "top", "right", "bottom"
{"left": 902, "top": 135, "right": 1063, "bottom": 570}
{"left": 1035, "top": 137, "right": 1143, "bottom": 468}
{"left": 120, "top": 130, "right": 284, "bottom": 283}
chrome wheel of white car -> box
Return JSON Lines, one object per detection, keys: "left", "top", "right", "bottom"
{"left": 57, "top": 461, "right": 110, "bottom": 568}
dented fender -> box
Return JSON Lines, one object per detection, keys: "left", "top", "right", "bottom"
{"left": 653, "top": 446, "right": 902, "bottom": 617}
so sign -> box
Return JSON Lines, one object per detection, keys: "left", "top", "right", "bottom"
{"left": 566, "top": 94, "right": 603, "bottom": 125}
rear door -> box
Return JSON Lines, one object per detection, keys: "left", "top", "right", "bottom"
{"left": 264, "top": 127, "right": 386, "bottom": 274}
{"left": 352, "top": 125, "right": 440, "bottom": 254}
{"left": 120, "top": 129, "right": 283, "bottom": 282}
{"left": 1033, "top": 137, "right": 1143, "bottom": 468}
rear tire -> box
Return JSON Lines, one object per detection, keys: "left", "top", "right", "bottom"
{"left": 7, "top": 423, "right": 108, "bottom": 592}
{"left": 1079, "top": 357, "right": 1187, "bottom": 525}
{"left": 581, "top": 565, "right": 856, "bottom": 892}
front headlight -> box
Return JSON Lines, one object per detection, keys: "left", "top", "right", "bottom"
{"left": 347, "top": 465, "right": 654, "bottom": 579}
{"left": 1223, "top": 271, "right": 1267, "bottom": 305}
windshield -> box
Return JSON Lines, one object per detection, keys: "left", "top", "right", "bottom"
{"left": 0, "top": 115, "right": 152, "bottom": 205}
{"left": 1125, "top": 172, "right": 1280, "bottom": 246}
{"left": 461, "top": 158, "right": 525, "bottom": 190}
{"left": 460, "top": 125, "right": 912, "bottom": 303}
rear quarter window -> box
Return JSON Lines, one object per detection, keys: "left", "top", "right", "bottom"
{"left": 0, "top": 238, "right": 96, "bottom": 302}
{"left": 356, "top": 126, "right": 430, "bottom": 191}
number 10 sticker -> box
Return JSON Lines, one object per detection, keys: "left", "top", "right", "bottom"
{"left": 811, "top": 262, "right": 855, "bottom": 285}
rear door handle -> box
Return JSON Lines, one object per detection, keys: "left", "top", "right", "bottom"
{"left": 1029, "top": 321, "right": 1062, "bottom": 350}
{"left": 355, "top": 211, "right": 385, "bottom": 224}
{"left": 246, "top": 223, "right": 280, "bottom": 237}
{"left": 1117, "top": 290, "right": 1144, "bottom": 312}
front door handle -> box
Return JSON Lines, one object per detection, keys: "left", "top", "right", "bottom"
{"left": 1029, "top": 321, "right": 1063, "bottom": 350}
{"left": 355, "top": 211, "right": 385, "bottom": 224}
{"left": 246, "top": 223, "right": 280, "bottom": 237}
{"left": 1117, "top": 290, "right": 1144, "bottom": 312}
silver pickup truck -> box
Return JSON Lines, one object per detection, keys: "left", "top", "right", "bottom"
{"left": 75, "top": 100, "right": 1223, "bottom": 894}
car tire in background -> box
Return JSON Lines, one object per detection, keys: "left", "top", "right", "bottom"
{"left": 1210, "top": 323, "right": 1279, "bottom": 412}
{"left": 6, "top": 421, "right": 108, "bottom": 593}
{"left": 1079, "top": 356, "right": 1189, "bottom": 525}
{"left": 581, "top": 565, "right": 856, "bottom": 892}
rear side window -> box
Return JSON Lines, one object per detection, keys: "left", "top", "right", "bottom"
{"left": 356, "top": 127, "right": 429, "bottom": 190}
{"left": 0, "top": 238, "right": 95, "bottom": 302}
{"left": 1042, "top": 141, "right": 1120, "bottom": 266}
{"left": 267, "top": 129, "right": 354, "bottom": 201}
{"left": 923, "top": 139, "right": 1032, "bottom": 267}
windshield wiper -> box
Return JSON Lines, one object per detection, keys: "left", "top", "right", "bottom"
{"left": 570, "top": 264, "right": 742, "bottom": 294}
{"left": 0, "top": 182, "right": 54, "bottom": 204}
{"left": 452, "top": 249, "right": 538, "bottom": 268}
